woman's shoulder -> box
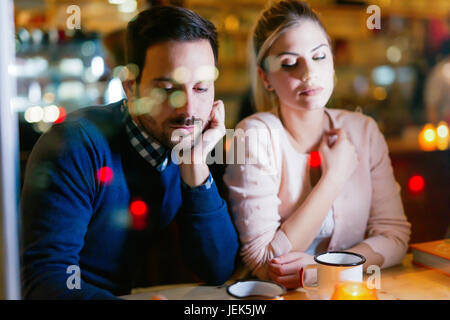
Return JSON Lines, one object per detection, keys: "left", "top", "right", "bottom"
{"left": 326, "top": 107, "right": 378, "bottom": 132}
{"left": 235, "top": 110, "right": 283, "bottom": 131}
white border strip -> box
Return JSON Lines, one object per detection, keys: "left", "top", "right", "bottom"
{"left": 0, "top": 0, "right": 21, "bottom": 300}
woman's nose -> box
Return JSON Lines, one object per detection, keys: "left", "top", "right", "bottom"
{"left": 297, "top": 58, "right": 313, "bottom": 82}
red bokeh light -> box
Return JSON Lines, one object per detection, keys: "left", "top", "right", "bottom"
{"left": 309, "top": 151, "right": 322, "bottom": 168}
{"left": 54, "top": 107, "right": 67, "bottom": 124}
{"left": 130, "top": 200, "right": 148, "bottom": 216}
{"left": 408, "top": 175, "right": 425, "bottom": 193}
{"left": 96, "top": 166, "right": 114, "bottom": 184}
{"left": 129, "top": 200, "right": 148, "bottom": 230}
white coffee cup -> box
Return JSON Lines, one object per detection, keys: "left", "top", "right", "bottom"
{"left": 300, "top": 251, "right": 366, "bottom": 300}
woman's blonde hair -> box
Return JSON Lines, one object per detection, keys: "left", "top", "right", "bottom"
{"left": 250, "top": 0, "right": 331, "bottom": 112}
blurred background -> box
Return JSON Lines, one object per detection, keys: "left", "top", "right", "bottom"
{"left": 9, "top": 0, "right": 450, "bottom": 283}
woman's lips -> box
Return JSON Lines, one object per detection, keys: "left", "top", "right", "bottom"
{"left": 299, "top": 87, "right": 323, "bottom": 96}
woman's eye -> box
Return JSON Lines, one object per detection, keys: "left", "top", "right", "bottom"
{"left": 194, "top": 87, "right": 208, "bottom": 93}
{"left": 313, "top": 54, "right": 326, "bottom": 61}
{"left": 281, "top": 62, "right": 297, "bottom": 69}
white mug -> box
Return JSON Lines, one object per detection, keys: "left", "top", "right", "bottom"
{"left": 300, "top": 251, "right": 366, "bottom": 300}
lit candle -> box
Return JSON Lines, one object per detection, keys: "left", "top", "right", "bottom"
{"left": 331, "top": 281, "right": 378, "bottom": 300}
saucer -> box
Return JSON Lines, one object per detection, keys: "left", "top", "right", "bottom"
{"left": 226, "top": 280, "right": 286, "bottom": 299}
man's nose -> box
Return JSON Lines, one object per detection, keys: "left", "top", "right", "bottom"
{"left": 173, "top": 89, "right": 195, "bottom": 117}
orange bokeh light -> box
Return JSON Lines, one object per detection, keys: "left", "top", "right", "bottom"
{"left": 418, "top": 124, "right": 437, "bottom": 151}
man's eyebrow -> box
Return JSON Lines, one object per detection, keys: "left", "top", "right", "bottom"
{"left": 275, "top": 44, "right": 329, "bottom": 57}
{"left": 152, "top": 77, "right": 175, "bottom": 82}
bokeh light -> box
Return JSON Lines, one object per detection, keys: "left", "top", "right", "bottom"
{"left": 436, "top": 121, "right": 449, "bottom": 150}
{"left": 372, "top": 65, "right": 395, "bottom": 86}
{"left": 224, "top": 15, "right": 240, "bottom": 32}
{"left": 91, "top": 56, "right": 105, "bottom": 78}
{"left": 96, "top": 166, "right": 114, "bottom": 184}
{"left": 24, "top": 106, "right": 44, "bottom": 123}
{"left": 418, "top": 123, "right": 437, "bottom": 151}
{"left": 42, "top": 105, "right": 60, "bottom": 123}
{"left": 169, "top": 91, "right": 187, "bottom": 108}
{"left": 195, "top": 65, "right": 219, "bottom": 82}
{"left": 309, "top": 150, "right": 321, "bottom": 168}
{"left": 408, "top": 175, "right": 425, "bottom": 194}
{"left": 373, "top": 86, "right": 387, "bottom": 100}
{"left": 129, "top": 199, "right": 148, "bottom": 230}
{"left": 54, "top": 107, "right": 67, "bottom": 124}
{"left": 173, "top": 66, "right": 191, "bottom": 84}
{"left": 130, "top": 200, "right": 147, "bottom": 216}
{"left": 386, "top": 46, "right": 402, "bottom": 63}
{"left": 125, "top": 63, "right": 140, "bottom": 81}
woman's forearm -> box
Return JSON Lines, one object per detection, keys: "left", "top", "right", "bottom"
{"left": 280, "top": 175, "right": 341, "bottom": 252}
{"left": 347, "top": 242, "right": 384, "bottom": 271}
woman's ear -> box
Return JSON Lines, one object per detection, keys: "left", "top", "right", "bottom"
{"left": 257, "top": 66, "right": 274, "bottom": 92}
{"left": 122, "top": 79, "right": 138, "bottom": 101}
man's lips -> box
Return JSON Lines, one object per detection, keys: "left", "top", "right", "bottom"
{"left": 299, "top": 87, "right": 323, "bottom": 96}
{"left": 169, "top": 125, "right": 195, "bottom": 133}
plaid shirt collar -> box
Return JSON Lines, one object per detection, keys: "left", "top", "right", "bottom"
{"left": 120, "top": 99, "right": 169, "bottom": 172}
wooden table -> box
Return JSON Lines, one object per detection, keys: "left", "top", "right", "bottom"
{"left": 121, "top": 254, "right": 450, "bottom": 300}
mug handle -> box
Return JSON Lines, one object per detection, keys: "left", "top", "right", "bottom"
{"left": 300, "top": 264, "right": 318, "bottom": 289}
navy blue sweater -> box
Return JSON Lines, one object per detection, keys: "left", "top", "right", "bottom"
{"left": 20, "top": 100, "right": 239, "bottom": 299}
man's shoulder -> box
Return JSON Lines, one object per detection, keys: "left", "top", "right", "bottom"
{"left": 65, "top": 100, "right": 124, "bottom": 129}
{"left": 32, "top": 100, "right": 126, "bottom": 158}
{"left": 52, "top": 100, "right": 125, "bottom": 142}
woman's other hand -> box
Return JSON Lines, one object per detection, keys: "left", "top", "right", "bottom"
{"left": 268, "top": 251, "right": 316, "bottom": 289}
{"left": 319, "top": 129, "right": 359, "bottom": 192}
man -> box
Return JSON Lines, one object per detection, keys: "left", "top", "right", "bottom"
{"left": 21, "top": 6, "right": 238, "bottom": 299}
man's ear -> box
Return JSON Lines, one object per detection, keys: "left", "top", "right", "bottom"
{"left": 257, "top": 67, "right": 274, "bottom": 92}
{"left": 122, "top": 79, "right": 138, "bottom": 101}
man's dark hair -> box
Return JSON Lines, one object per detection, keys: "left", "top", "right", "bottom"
{"left": 126, "top": 6, "right": 218, "bottom": 82}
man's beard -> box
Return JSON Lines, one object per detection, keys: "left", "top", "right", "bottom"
{"left": 139, "top": 115, "right": 205, "bottom": 150}
{"left": 166, "top": 115, "right": 205, "bottom": 150}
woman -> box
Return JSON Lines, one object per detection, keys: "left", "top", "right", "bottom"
{"left": 224, "top": 0, "right": 411, "bottom": 289}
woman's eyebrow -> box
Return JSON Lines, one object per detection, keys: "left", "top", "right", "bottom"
{"left": 275, "top": 43, "right": 329, "bottom": 57}
{"left": 276, "top": 51, "right": 299, "bottom": 57}
{"left": 311, "top": 43, "right": 328, "bottom": 52}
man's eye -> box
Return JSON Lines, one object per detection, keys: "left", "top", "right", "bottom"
{"left": 162, "top": 87, "right": 176, "bottom": 93}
